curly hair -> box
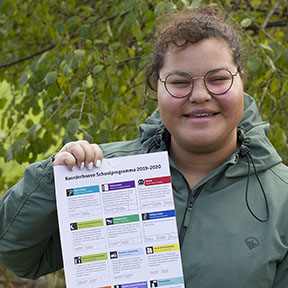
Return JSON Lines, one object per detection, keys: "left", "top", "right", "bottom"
{"left": 146, "top": 6, "right": 243, "bottom": 94}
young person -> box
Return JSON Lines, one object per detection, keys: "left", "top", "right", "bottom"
{"left": 1, "top": 7, "right": 288, "bottom": 287}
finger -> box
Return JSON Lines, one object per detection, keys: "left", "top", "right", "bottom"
{"left": 91, "top": 144, "right": 103, "bottom": 168}
{"left": 55, "top": 141, "right": 104, "bottom": 170}
{"left": 64, "top": 141, "right": 86, "bottom": 169}
{"left": 76, "top": 140, "right": 98, "bottom": 169}
{"left": 53, "top": 152, "right": 76, "bottom": 171}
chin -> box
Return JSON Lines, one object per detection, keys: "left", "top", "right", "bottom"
{"left": 183, "top": 139, "right": 216, "bottom": 152}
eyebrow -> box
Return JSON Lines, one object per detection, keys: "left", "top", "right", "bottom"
{"left": 163, "top": 66, "right": 234, "bottom": 76}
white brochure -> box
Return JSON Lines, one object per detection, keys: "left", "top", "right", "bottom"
{"left": 54, "top": 151, "right": 185, "bottom": 288}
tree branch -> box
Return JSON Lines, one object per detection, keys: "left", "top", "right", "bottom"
{"left": 40, "top": 94, "right": 69, "bottom": 129}
{"left": 262, "top": 0, "right": 281, "bottom": 29}
{"left": 247, "top": 20, "right": 288, "bottom": 31}
{"left": 259, "top": 77, "right": 272, "bottom": 114}
{"left": 215, "top": 0, "right": 257, "bottom": 49}
{"left": 79, "top": 83, "right": 87, "bottom": 121}
{"left": 0, "top": 44, "right": 56, "bottom": 69}
{"left": 244, "top": 0, "right": 254, "bottom": 10}
{"left": 0, "top": 8, "right": 130, "bottom": 70}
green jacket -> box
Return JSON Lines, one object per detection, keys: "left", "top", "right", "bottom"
{"left": 1, "top": 93, "right": 288, "bottom": 287}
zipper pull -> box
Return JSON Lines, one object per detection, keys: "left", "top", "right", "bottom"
{"left": 183, "top": 196, "right": 197, "bottom": 228}
{"left": 179, "top": 186, "right": 204, "bottom": 249}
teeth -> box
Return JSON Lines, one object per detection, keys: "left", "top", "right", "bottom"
{"left": 193, "top": 113, "right": 213, "bottom": 117}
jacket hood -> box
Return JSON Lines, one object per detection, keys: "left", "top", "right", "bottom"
{"left": 139, "top": 93, "right": 282, "bottom": 177}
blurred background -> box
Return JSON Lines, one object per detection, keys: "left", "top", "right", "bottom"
{"left": 0, "top": 0, "right": 287, "bottom": 286}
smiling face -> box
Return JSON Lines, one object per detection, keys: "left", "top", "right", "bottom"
{"left": 157, "top": 38, "right": 244, "bottom": 155}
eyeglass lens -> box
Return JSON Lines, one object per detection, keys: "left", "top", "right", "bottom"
{"left": 165, "top": 69, "right": 234, "bottom": 97}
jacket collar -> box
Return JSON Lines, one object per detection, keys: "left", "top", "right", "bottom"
{"left": 139, "top": 93, "right": 282, "bottom": 177}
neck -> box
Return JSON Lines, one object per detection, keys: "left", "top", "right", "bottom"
{"left": 170, "top": 138, "right": 238, "bottom": 188}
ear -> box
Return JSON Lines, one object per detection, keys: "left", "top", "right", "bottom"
{"left": 240, "top": 70, "right": 245, "bottom": 84}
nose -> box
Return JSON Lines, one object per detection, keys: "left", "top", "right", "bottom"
{"left": 188, "top": 77, "right": 212, "bottom": 103}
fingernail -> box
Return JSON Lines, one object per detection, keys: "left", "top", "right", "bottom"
{"left": 95, "top": 159, "right": 101, "bottom": 168}
{"left": 88, "top": 162, "right": 93, "bottom": 170}
{"left": 80, "top": 162, "right": 85, "bottom": 170}
{"left": 71, "top": 165, "right": 75, "bottom": 171}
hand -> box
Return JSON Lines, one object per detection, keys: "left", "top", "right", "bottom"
{"left": 52, "top": 140, "right": 103, "bottom": 171}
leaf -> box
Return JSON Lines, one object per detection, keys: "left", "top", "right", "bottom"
{"left": 240, "top": 18, "right": 252, "bottom": 28}
{"left": 154, "top": 2, "right": 176, "bottom": 16}
{"left": 266, "top": 56, "right": 277, "bottom": 73}
{"left": 5, "top": 148, "right": 13, "bottom": 162}
{"left": 87, "top": 16, "right": 98, "bottom": 24}
{"left": 43, "top": 131, "right": 53, "bottom": 146}
{"left": 44, "top": 71, "right": 57, "bottom": 86}
{"left": 28, "top": 124, "right": 38, "bottom": 142}
{"left": 83, "top": 131, "right": 93, "bottom": 143}
{"left": 65, "top": 51, "right": 73, "bottom": 64}
{"left": 6, "top": 138, "right": 27, "bottom": 162}
{"left": 123, "top": 0, "right": 138, "bottom": 11}
{"left": 62, "top": 108, "right": 76, "bottom": 118}
{"left": 100, "top": 117, "right": 112, "bottom": 130}
{"left": 106, "top": 22, "right": 113, "bottom": 38}
{"left": 7, "top": 117, "right": 13, "bottom": 129}
{"left": 260, "top": 44, "right": 274, "bottom": 57}
{"left": 79, "top": 25, "right": 89, "bottom": 38}
{"left": 123, "top": 13, "right": 136, "bottom": 27}
{"left": 131, "top": 23, "right": 143, "bottom": 41}
{"left": 67, "top": 16, "right": 80, "bottom": 28}
{"left": 32, "top": 51, "right": 48, "bottom": 72}
{"left": 180, "top": 0, "right": 190, "bottom": 7}
{"left": 283, "top": 49, "right": 288, "bottom": 62}
{"left": 38, "top": 51, "right": 48, "bottom": 66}
{"left": 71, "top": 87, "right": 80, "bottom": 99}
{"left": 110, "top": 42, "right": 121, "bottom": 50}
{"left": 0, "top": 97, "right": 7, "bottom": 109}
{"left": 97, "top": 130, "right": 110, "bottom": 143}
{"left": 18, "top": 68, "right": 27, "bottom": 87}
{"left": 62, "top": 135, "right": 78, "bottom": 145}
{"left": 112, "top": 84, "right": 118, "bottom": 93}
{"left": 86, "top": 75, "right": 93, "bottom": 88}
{"left": 190, "top": 0, "right": 204, "bottom": 8}
{"left": 0, "top": 144, "right": 5, "bottom": 157}
{"left": 55, "top": 21, "right": 64, "bottom": 33}
{"left": 280, "top": 80, "right": 288, "bottom": 97}
{"left": 93, "top": 65, "right": 104, "bottom": 74}
{"left": 74, "top": 49, "right": 86, "bottom": 61}
{"left": 249, "top": 55, "right": 261, "bottom": 73}
{"left": 67, "top": 119, "right": 80, "bottom": 136}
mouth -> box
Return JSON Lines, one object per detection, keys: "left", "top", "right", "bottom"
{"left": 184, "top": 112, "right": 219, "bottom": 118}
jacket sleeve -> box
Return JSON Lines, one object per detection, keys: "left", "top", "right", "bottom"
{"left": 0, "top": 156, "right": 63, "bottom": 279}
{"left": 273, "top": 252, "right": 288, "bottom": 287}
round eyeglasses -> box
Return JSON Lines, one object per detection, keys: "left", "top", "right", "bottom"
{"left": 159, "top": 68, "right": 239, "bottom": 98}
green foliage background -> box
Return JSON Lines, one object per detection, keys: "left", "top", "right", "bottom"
{"left": 0, "top": 0, "right": 287, "bottom": 286}
{"left": 0, "top": 0, "right": 287, "bottom": 195}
